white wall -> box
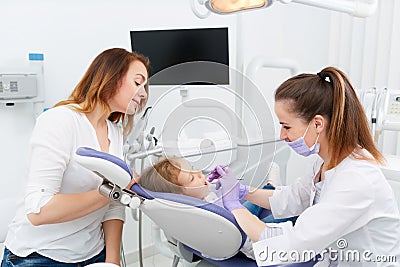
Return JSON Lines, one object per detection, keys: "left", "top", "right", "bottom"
{"left": 328, "top": 0, "right": 400, "bottom": 155}
{"left": 0, "top": 0, "right": 398, "bottom": 262}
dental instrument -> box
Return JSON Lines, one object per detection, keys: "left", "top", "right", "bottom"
{"left": 123, "top": 106, "right": 153, "bottom": 164}
{"left": 207, "top": 165, "right": 227, "bottom": 182}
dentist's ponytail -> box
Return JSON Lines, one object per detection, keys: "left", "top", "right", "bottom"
{"left": 275, "top": 66, "right": 383, "bottom": 169}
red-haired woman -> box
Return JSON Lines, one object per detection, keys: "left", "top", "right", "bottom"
{"left": 2, "top": 48, "right": 149, "bottom": 267}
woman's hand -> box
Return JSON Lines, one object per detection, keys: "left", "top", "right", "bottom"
{"left": 209, "top": 165, "right": 249, "bottom": 199}
{"left": 208, "top": 164, "right": 227, "bottom": 182}
{"left": 215, "top": 167, "right": 246, "bottom": 212}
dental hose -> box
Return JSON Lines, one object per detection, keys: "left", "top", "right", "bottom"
{"left": 138, "top": 209, "right": 143, "bottom": 267}
{"left": 138, "top": 149, "right": 146, "bottom": 267}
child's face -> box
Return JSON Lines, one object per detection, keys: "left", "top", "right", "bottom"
{"left": 176, "top": 159, "right": 209, "bottom": 199}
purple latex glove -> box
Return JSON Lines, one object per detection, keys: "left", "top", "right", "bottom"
{"left": 239, "top": 183, "right": 249, "bottom": 200}
{"left": 207, "top": 164, "right": 227, "bottom": 182}
{"left": 214, "top": 166, "right": 246, "bottom": 211}
{"left": 209, "top": 165, "right": 249, "bottom": 200}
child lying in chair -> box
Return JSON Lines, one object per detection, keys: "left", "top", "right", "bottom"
{"left": 139, "top": 156, "right": 222, "bottom": 204}
{"left": 137, "top": 156, "right": 296, "bottom": 259}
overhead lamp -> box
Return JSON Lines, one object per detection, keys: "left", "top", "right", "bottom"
{"left": 204, "top": 0, "right": 274, "bottom": 14}
{"left": 201, "top": 0, "right": 378, "bottom": 18}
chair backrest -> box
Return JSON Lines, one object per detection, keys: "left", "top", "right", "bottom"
{"left": 75, "top": 147, "right": 132, "bottom": 187}
{"left": 130, "top": 184, "right": 247, "bottom": 260}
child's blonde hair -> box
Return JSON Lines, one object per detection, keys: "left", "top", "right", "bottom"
{"left": 139, "top": 157, "right": 184, "bottom": 194}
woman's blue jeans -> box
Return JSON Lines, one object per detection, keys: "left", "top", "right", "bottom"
{"left": 243, "top": 185, "right": 298, "bottom": 224}
{"left": 1, "top": 247, "right": 106, "bottom": 267}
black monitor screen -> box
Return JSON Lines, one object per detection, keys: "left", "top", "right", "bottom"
{"left": 130, "top": 27, "right": 229, "bottom": 85}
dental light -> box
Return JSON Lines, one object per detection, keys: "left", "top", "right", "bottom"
{"left": 201, "top": 0, "right": 378, "bottom": 18}
{"left": 205, "top": 0, "right": 273, "bottom": 14}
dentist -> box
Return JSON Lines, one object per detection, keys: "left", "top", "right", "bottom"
{"left": 214, "top": 67, "right": 400, "bottom": 266}
{"left": 2, "top": 48, "right": 149, "bottom": 267}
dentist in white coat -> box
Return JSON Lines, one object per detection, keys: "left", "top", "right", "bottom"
{"left": 214, "top": 67, "right": 400, "bottom": 266}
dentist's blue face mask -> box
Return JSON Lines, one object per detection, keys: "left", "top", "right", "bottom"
{"left": 286, "top": 121, "right": 320, "bottom": 157}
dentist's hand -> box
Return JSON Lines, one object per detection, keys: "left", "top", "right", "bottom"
{"left": 214, "top": 166, "right": 247, "bottom": 212}
{"left": 209, "top": 165, "right": 249, "bottom": 199}
{"left": 207, "top": 164, "right": 226, "bottom": 182}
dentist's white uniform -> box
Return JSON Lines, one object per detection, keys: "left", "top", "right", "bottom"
{"left": 253, "top": 153, "right": 400, "bottom": 266}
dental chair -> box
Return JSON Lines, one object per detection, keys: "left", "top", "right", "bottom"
{"left": 75, "top": 147, "right": 317, "bottom": 267}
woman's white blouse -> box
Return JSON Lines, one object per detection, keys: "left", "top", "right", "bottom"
{"left": 5, "top": 106, "right": 126, "bottom": 263}
{"left": 253, "top": 154, "right": 400, "bottom": 266}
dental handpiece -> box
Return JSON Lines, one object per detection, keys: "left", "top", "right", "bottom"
{"left": 207, "top": 165, "right": 227, "bottom": 182}
{"left": 207, "top": 165, "right": 244, "bottom": 182}
{"left": 207, "top": 165, "right": 227, "bottom": 176}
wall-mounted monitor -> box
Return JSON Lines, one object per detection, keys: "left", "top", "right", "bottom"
{"left": 130, "top": 27, "right": 229, "bottom": 85}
